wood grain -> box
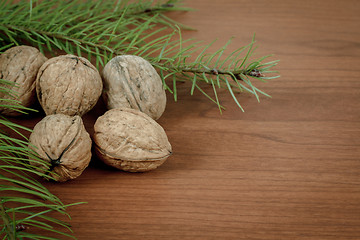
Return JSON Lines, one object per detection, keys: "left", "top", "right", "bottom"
{"left": 3, "top": 0, "right": 360, "bottom": 239}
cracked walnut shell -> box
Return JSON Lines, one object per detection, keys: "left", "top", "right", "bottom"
{"left": 93, "top": 108, "right": 172, "bottom": 172}
{"left": 102, "top": 55, "right": 166, "bottom": 120}
{"left": 29, "top": 114, "right": 92, "bottom": 182}
{"left": 36, "top": 54, "right": 103, "bottom": 116}
{"left": 0, "top": 45, "right": 47, "bottom": 116}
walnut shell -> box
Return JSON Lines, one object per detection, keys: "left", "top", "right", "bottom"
{"left": 36, "top": 54, "right": 103, "bottom": 116}
{"left": 93, "top": 108, "right": 172, "bottom": 172}
{"left": 0, "top": 45, "right": 47, "bottom": 116}
{"left": 102, "top": 55, "right": 166, "bottom": 120}
{"left": 29, "top": 114, "right": 92, "bottom": 182}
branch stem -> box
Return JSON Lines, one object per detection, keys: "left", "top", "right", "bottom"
{"left": 1, "top": 24, "right": 248, "bottom": 79}
{"left": 2, "top": 24, "right": 115, "bottom": 54}
{"left": 154, "top": 64, "right": 248, "bottom": 77}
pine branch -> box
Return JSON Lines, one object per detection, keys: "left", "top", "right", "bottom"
{"left": 0, "top": 80, "right": 82, "bottom": 239}
{"left": 0, "top": 0, "right": 279, "bottom": 112}
{"left": 1, "top": 22, "right": 279, "bottom": 110}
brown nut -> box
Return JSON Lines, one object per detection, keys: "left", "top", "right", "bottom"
{"left": 93, "top": 108, "right": 172, "bottom": 172}
{"left": 102, "top": 55, "right": 166, "bottom": 120}
{"left": 29, "top": 114, "right": 92, "bottom": 182}
{"left": 0, "top": 45, "right": 47, "bottom": 116}
{"left": 36, "top": 54, "right": 103, "bottom": 116}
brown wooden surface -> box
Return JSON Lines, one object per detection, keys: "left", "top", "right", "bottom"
{"left": 6, "top": 0, "right": 360, "bottom": 239}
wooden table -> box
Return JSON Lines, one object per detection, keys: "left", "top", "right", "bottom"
{"left": 10, "top": 0, "right": 360, "bottom": 239}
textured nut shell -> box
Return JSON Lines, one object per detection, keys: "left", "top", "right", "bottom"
{"left": 0, "top": 46, "right": 47, "bottom": 116}
{"left": 93, "top": 108, "right": 172, "bottom": 172}
{"left": 102, "top": 55, "right": 166, "bottom": 120}
{"left": 29, "top": 114, "right": 92, "bottom": 182}
{"left": 36, "top": 54, "right": 103, "bottom": 116}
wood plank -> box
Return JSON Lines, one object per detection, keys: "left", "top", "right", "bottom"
{"left": 2, "top": 0, "right": 360, "bottom": 239}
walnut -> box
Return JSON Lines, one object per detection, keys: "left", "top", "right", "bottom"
{"left": 28, "top": 114, "right": 92, "bottom": 182}
{"left": 36, "top": 54, "right": 103, "bottom": 116}
{"left": 93, "top": 108, "right": 172, "bottom": 172}
{"left": 102, "top": 55, "right": 166, "bottom": 120}
{"left": 0, "top": 45, "right": 47, "bottom": 116}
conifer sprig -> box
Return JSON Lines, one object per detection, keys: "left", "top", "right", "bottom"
{"left": 0, "top": 0, "right": 279, "bottom": 111}
{"left": 0, "top": 79, "right": 84, "bottom": 239}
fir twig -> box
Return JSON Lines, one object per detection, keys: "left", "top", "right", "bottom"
{"left": 0, "top": 0, "right": 279, "bottom": 111}
{"left": 0, "top": 78, "right": 83, "bottom": 239}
